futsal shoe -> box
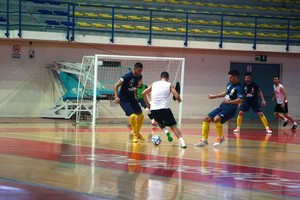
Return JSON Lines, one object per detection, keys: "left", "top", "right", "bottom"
{"left": 233, "top": 128, "right": 240, "bottom": 134}
{"left": 166, "top": 132, "right": 173, "bottom": 142}
{"left": 213, "top": 137, "right": 225, "bottom": 147}
{"left": 152, "top": 121, "right": 158, "bottom": 127}
{"left": 194, "top": 140, "right": 208, "bottom": 147}
{"left": 291, "top": 124, "right": 297, "bottom": 130}
{"left": 266, "top": 127, "right": 272, "bottom": 135}
{"left": 132, "top": 134, "right": 139, "bottom": 143}
{"left": 283, "top": 120, "right": 289, "bottom": 127}
{"left": 179, "top": 139, "right": 187, "bottom": 148}
{"left": 137, "top": 133, "right": 145, "bottom": 141}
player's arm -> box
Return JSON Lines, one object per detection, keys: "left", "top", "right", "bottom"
{"left": 208, "top": 91, "right": 226, "bottom": 99}
{"left": 114, "top": 80, "right": 123, "bottom": 104}
{"left": 142, "top": 85, "right": 152, "bottom": 109}
{"left": 258, "top": 90, "right": 266, "bottom": 106}
{"left": 280, "top": 86, "right": 287, "bottom": 107}
{"left": 170, "top": 84, "right": 182, "bottom": 103}
{"left": 223, "top": 97, "right": 243, "bottom": 105}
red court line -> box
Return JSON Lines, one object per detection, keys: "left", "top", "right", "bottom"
{"left": 0, "top": 137, "right": 299, "bottom": 198}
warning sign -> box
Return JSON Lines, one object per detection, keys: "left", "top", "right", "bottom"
{"left": 12, "top": 44, "right": 21, "bottom": 58}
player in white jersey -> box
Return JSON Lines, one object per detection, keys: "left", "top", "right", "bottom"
{"left": 273, "top": 76, "right": 297, "bottom": 130}
{"left": 142, "top": 71, "right": 187, "bottom": 148}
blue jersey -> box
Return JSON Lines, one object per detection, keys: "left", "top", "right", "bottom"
{"left": 119, "top": 72, "right": 142, "bottom": 100}
{"left": 243, "top": 81, "right": 260, "bottom": 101}
{"left": 220, "top": 82, "right": 243, "bottom": 110}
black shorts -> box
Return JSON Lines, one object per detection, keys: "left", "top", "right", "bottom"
{"left": 119, "top": 98, "right": 142, "bottom": 116}
{"left": 274, "top": 102, "right": 289, "bottom": 114}
{"left": 240, "top": 100, "right": 262, "bottom": 113}
{"left": 151, "top": 108, "right": 177, "bottom": 127}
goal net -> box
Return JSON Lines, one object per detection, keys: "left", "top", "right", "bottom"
{"left": 76, "top": 54, "right": 185, "bottom": 125}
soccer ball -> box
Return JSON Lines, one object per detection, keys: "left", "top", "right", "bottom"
{"left": 152, "top": 135, "right": 161, "bottom": 146}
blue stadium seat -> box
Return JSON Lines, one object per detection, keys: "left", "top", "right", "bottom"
{"left": 0, "top": 17, "right": 6, "bottom": 22}
{"left": 45, "top": 20, "right": 60, "bottom": 25}
{"left": 53, "top": 10, "right": 68, "bottom": 16}
{"left": 61, "top": 21, "right": 74, "bottom": 26}
{"left": 38, "top": 9, "right": 52, "bottom": 15}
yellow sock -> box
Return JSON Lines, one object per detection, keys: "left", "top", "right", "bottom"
{"left": 237, "top": 115, "right": 242, "bottom": 128}
{"left": 202, "top": 121, "right": 210, "bottom": 140}
{"left": 260, "top": 114, "right": 269, "bottom": 128}
{"left": 129, "top": 114, "right": 137, "bottom": 133}
{"left": 215, "top": 122, "right": 223, "bottom": 137}
{"left": 136, "top": 113, "right": 144, "bottom": 133}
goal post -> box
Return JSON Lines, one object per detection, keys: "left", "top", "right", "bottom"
{"left": 76, "top": 54, "right": 185, "bottom": 125}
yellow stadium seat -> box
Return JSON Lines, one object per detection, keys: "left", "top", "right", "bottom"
{"left": 257, "top": 6, "right": 267, "bottom": 10}
{"left": 194, "top": 2, "right": 204, "bottom": 6}
{"left": 222, "top": 31, "right": 231, "bottom": 35}
{"left": 224, "top": 22, "right": 234, "bottom": 26}
{"left": 164, "top": 27, "right": 177, "bottom": 32}
{"left": 162, "top": 8, "right": 171, "bottom": 11}
{"left": 156, "top": 0, "right": 166, "bottom": 2}
{"left": 170, "top": 18, "right": 182, "bottom": 23}
{"left": 72, "top": 12, "right": 83, "bottom": 17}
{"left": 191, "top": 29, "right": 204, "bottom": 34}
{"left": 155, "top": 17, "right": 169, "bottom": 22}
{"left": 106, "top": 24, "right": 121, "bottom": 29}
{"left": 120, "top": 5, "right": 130, "bottom": 8}
{"left": 152, "top": 26, "right": 163, "bottom": 31}
{"left": 136, "top": 25, "right": 149, "bottom": 31}
{"left": 258, "top": 24, "right": 272, "bottom": 28}
{"left": 99, "top": 14, "right": 112, "bottom": 19}
{"left": 128, "top": 16, "right": 141, "bottom": 20}
{"left": 231, "top": 5, "right": 242, "bottom": 9}
{"left": 291, "top": 35, "right": 300, "bottom": 39}
{"left": 115, "top": 15, "right": 127, "bottom": 20}
{"left": 204, "top": 29, "right": 218, "bottom": 34}
{"left": 257, "top": 33, "right": 267, "bottom": 37}
{"left": 243, "top": 5, "right": 254, "bottom": 10}
{"left": 122, "top": 25, "right": 135, "bottom": 30}
{"left": 177, "top": 28, "right": 187, "bottom": 33}
{"left": 272, "top": 24, "right": 285, "bottom": 29}
{"left": 243, "top": 32, "right": 254, "bottom": 37}
{"left": 188, "top": 19, "right": 196, "bottom": 24}
{"left": 85, "top": 12, "right": 98, "bottom": 17}
{"left": 196, "top": 20, "right": 209, "bottom": 25}
{"left": 231, "top": 31, "right": 243, "bottom": 36}
{"left": 220, "top": 4, "right": 230, "bottom": 8}
{"left": 246, "top": 23, "right": 255, "bottom": 27}
{"left": 77, "top": 22, "right": 91, "bottom": 27}
{"left": 142, "top": 16, "right": 150, "bottom": 21}
{"left": 92, "top": 23, "right": 106, "bottom": 28}
{"left": 169, "top": 0, "right": 179, "bottom": 4}
{"left": 206, "top": 3, "right": 217, "bottom": 7}
{"left": 182, "top": 1, "right": 192, "bottom": 5}
{"left": 209, "top": 21, "right": 221, "bottom": 25}
{"left": 144, "top": 0, "right": 152, "bottom": 2}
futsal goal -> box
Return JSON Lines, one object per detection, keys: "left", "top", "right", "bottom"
{"left": 76, "top": 54, "right": 185, "bottom": 125}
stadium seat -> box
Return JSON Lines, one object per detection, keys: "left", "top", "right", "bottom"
{"left": 115, "top": 15, "right": 127, "bottom": 20}
{"left": 243, "top": 32, "right": 254, "bottom": 37}
{"left": 156, "top": 0, "right": 166, "bottom": 2}
{"left": 196, "top": 20, "right": 209, "bottom": 25}
{"left": 106, "top": 24, "right": 121, "bottom": 29}
{"left": 204, "top": 29, "right": 219, "bottom": 34}
{"left": 53, "top": 10, "right": 68, "bottom": 16}
{"left": 61, "top": 21, "right": 74, "bottom": 26}
{"left": 45, "top": 20, "right": 60, "bottom": 25}
{"left": 194, "top": 2, "right": 205, "bottom": 6}
{"left": 128, "top": 16, "right": 141, "bottom": 20}
{"left": 72, "top": 12, "right": 83, "bottom": 17}
{"left": 191, "top": 29, "right": 204, "bottom": 34}
{"left": 231, "top": 31, "right": 243, "bottom": 36}
{"left": 142, "top": 16, "right": 150, "bottom": 21}
{"left": 169, "top": 18, "right": 182, "bottom": 23}
{"left": 155, "top": 17, "right": 169, "bottom": 22}
{"left": 177, "top": 28, "right": 187, "bottom": 33}
{"left": 136, "top": 25, "right": 149, "bottom": 31}
{"left": 152, "top": 26, "right": 163, "bottom": 31}
{"left": 99, "top": 14, "right": 112, "bottom": 19}
{"left": 164, "top": 27, "right": 177, "bottom": 32}
{"left": 122, "top": 25, "right": 135, "bottom": 30}
{"left": 92, "top": 23, "right": 106, "bottom": 28}
{"left": 38, "top": 9, "right": 52, "bottom": 15}
{"left": 76, "top": 22, "right": 91, "bottom": 27}
{"left": 85, "top": 12, "right": 98, "bottom": 17}
{"left": 0, "top": 17, "right": 6, "bottom": 22}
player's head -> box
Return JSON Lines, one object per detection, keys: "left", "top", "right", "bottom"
{"left": 273, "top": 75, "right": 280, "bottom": 85}
{"left": 133, "top": 62, "right": 143, "bottom": 76}
{"left": 228, "top": 69, "right": 240, "bottom": 84}
{"left": 244, "top": 72, "right": 252, "bottom": 85}
{"left": 160, "top": 71, "right": 169, "bottom": 81}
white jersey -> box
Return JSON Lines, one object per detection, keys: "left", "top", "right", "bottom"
{"left": 151, "top": 80, "right": 171, "bottom": 110}
{"left": 273, "top": 83, "right": 287, "bottom": 104}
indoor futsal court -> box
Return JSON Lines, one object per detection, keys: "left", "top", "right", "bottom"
{"left": 1, "top": 0, "right": 300, "bottom": 199}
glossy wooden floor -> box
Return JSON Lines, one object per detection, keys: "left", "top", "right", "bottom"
{"left": 0, "top": 119, "right": 299, "bottom": 200}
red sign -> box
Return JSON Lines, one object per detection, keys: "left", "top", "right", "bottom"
{"left": 12, "top": 44, "right": 21, "bottom": 54}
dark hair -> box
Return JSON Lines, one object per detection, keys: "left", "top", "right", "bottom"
{"left": 160, "top": 71, "right": 169, "bottom": 79}
{"left": 134, "top": 62, "right": 143, "bottom": 69}
{"left": 228, "top": 69, "right": 240, "bottom": 76}
{"left": 273, "top": 75, "right": 280, "bottom": 79}
{"left": 244, "top": 72, "right": 252, "bottom": 77}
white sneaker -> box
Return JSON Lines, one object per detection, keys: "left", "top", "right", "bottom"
{"left": 179, "top": 139, "right": 187, "bottom": 148}
{"left": 233, "top": 128, "right": 240, "bottom": 134}
{"left": 194, "top": 140, "right": 208, "bottom": 147}
{"left": 266, "top": 128, "right": 272, "bottom": 135}
{"left": 213, "top": 137, "right": 225, "bottom": 147}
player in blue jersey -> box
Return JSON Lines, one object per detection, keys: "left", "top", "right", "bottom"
{"left": 114, "top": 63, "right": 145, "bottom": 143}
{"left": 195, "top": 69, "right": 243, "bottom": 147}
{"left": 234, "top": 72, "right": 272, "bottom": 134}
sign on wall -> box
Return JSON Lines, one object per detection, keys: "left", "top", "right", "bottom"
{"left": 12, "top": 44, "right": 21, "bottom": 58}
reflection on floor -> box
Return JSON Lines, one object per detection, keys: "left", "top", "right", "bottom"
{"left": 0, "top": 119, "right": 299, "bottom": 200}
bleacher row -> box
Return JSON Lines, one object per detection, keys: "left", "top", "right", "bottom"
{"left": 0, "top": 0, "right": 300, "bottom": 45}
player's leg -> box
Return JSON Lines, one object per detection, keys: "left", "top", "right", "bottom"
{"left": 252, "top": 101, "right": 272, "bottom": 134}
{"left": 139, "top": 99, "right": 157, "bottom": 126}
{"left": 170, "top": 125, "right": 186, "bottom": 148}
{"left": 234, "top": 101, "right": 249, "bottom": 134}
{"left": 132, "top": 100, "right": 145, "bottom": 141}
{"left": 213, "top": 109, "right": 235, "bottom": 147}
{"left": 120, "top": 100, "right": 138, "bottom": 142}
{"left": 151, "top": 109, "right": 173, "bottom": 142}
{"left": 282, "top": 103, "right": 297, "bottom": 130}
{"left": 274, "top": 103, "right": 289, "bottom": 126}
{"left": 194, "top": 108, "right": 218, "bottom": 147}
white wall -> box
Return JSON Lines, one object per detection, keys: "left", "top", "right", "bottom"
{"left": 0, "top": 40, "right": 299, "bottom": 118}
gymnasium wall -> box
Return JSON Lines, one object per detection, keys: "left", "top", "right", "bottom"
{"left": 0, "top": 40, "right": 299, "bottom": 119}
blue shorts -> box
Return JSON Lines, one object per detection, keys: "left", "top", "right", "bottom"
{"left": 240, "top": 100, "right": 262, "bottom": 113}
{"left": 208, "top": 107, "right": 236, "bottom": 124}
{"left": 138, "top": 99, "right": 146, "bottom": 108}
{"left": 119, "top": 98, "right": 142, "bottom": 116}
